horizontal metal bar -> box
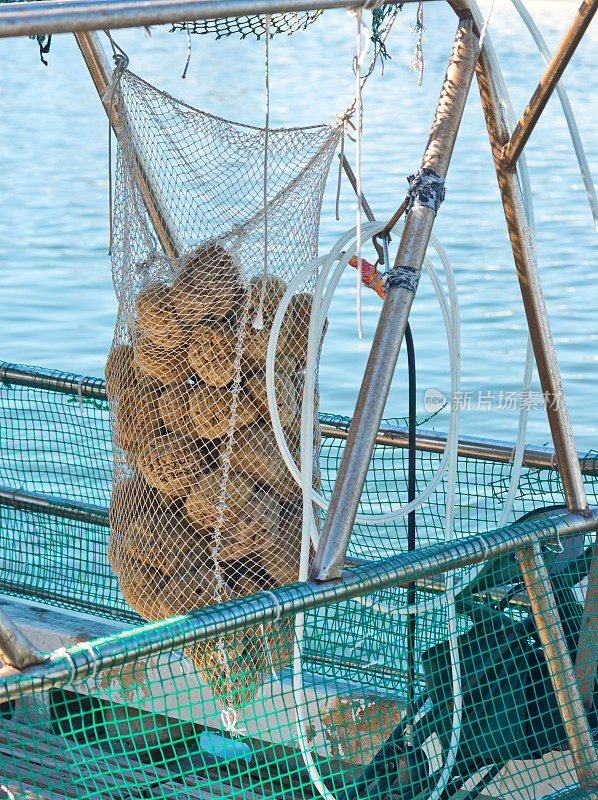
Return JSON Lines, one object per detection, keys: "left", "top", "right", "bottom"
{"left": 321, "top": 420, "right": 598, "bottom": 476}
{"left": 3, "top": 362, "right": 598, "bottom": 474}
{"left": 0, "top": 485, "right": 109, "bottom": 527}
{"left": 1, "top": 508, "right": 596, "bottom": 701}
{"left": 0, "top": 0, "right": 435, "bottom": 39}
{"left": 0, "top": 485, "right": 530, "bottom": 607}
{"left": 0, "top": 362, "right": 107, "bottom": 402}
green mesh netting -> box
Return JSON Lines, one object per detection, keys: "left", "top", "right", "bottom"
{"left": 2, "top": 362, "right": 598, "bottom": 620}
{"left": 170, "top": 11, "right": 323, "bottom": 39}
{"left": 1, "top": 363, "right": 598, "bottom": 799}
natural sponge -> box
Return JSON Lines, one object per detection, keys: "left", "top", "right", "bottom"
{"left": 157, "top": 383, "right": 197, "bottom": 438}
{"left": 160, "top": 561, "right": 219, "bottom": 616}
{"left": 135, "top": 281, "right": 185, "bottom": 350}
{"left": 109, "top": 473, "right": 167, "bottom": 540}
{"left": 112, "top": 553, "right": 167, "bottom": 623}
{"left": 217, "top": 487, "right": 282, "bottom": 562}
{"left": 112, "top": 385, "right": 159, "bottom": 454}
{"left": 188, "top": 324, "right": 239, "bottom": 387}
{"left": 188, "top": 383, "right": 259, "bottom": 440}
{"left": 171, "top": 242, "right": 246, "bottom": 325}
{"left": 185, "top": 469, "right": 255, "bottom": 530}
{"left": 122, "top": 510, "right": 201, "bottom": 576}
{"left": 282, "top": 291, "right": 313, "bottom": 368}
{"left": 137, "top": 433, "right": 212, "bottom": 501}
{"left": 105, "top": 343, "right": 139, "bottom": 398}
{"left": 244, "top": 371, "right": 298, "bottom": 427}
{"left": 226, "top": 422, "right": 301, "bottom": 505}
{"left": 242, "top": 275, "right": 288, "bottom": 368}
{"left": 134, "top": 337, "right": 191, "bottom": 386}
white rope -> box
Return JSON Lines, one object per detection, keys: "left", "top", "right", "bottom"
{"left": 410, "top": 1, "right": 424, "bottom": 86}
{"left": 254, "top": 13, "right": 271, "bottom": 331}
{"left": 81, "top": 641, "right": 100, "bottom": 679}
{"left": 52, "top": 646, "right": 77, "bottom": 683}
{"left": 345, "top": 9, "right": 371, "bottom": 339}
{"left": 478, "top": 0, "right": 495, "bottom": 49}
{"left": 261, "top": 589, "right": 283, "bottom": 621}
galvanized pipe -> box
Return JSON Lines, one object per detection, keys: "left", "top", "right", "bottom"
{"left": 2, "top": 508, "right": 595, "bottom": 703}
{"left": 311, "top": 18, "right": 479, "bottom": 581}
{"left": 74, "top": 31, "right": 179, "bottom": 258}
{"left": 3, "top": 361, "right": 598, "bottom": 474}
{"left": 322, "top": 420, "right": 598, "bottom": 475}
{"left": 473, "top": 36, "right": 588, "bottom": 514}
{"left": 517, "top": 541, "right": 598, "bottom": 784}
{"left": 501, "top": 0, "right": 598, "bottom": 171}
{"left": 0, "top": 485, "right": 109, "bottom": 528}
{"left": 0, "top": 362, "right": 107, "bottom": 402}
{"left": 0, "top": 0, "right": 435, "bottom": 39}
{"left": 0, "top": 608, "right": 44, "bottom": 671}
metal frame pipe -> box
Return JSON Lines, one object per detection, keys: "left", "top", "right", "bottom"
{"left": 517, "top": 541, "right": 598, "bottom": 783}
{"left": 459, "top": 1, "right": 598, "bottom": 772}
{"left": 74, "top": 31, "right": 179, "bottom": 257}
{"left": 311, "top": 17, "right": 479, "bottom": 581}
{"left": 0, "top": 485, "right": 109, "bottom": 528}
{"left": 0, "top": 608, "right": 44, "bottom": 671}
{"left": 0, "top": 362, "right": 107, "bottom": 402}
{"left": 0, "top": 0, "right": 435, "bottom": 39}
{"left": 322, "top": 420, "right": 598, "bottom": 475}
{"left": 501, "top": 0, "right": 598, "bottom": 171}
{"left": 472, "top": 27, "right": 588, "bottom": 515}
{"left": 3, "top": 361, "right": 598, "bottom": 474}
{"left": 2, "top": 507, "right": 596, "bottom": 702}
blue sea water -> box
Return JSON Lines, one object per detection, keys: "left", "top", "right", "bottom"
{"left": 1, "top": 0, "right": 597, "bottom": 450}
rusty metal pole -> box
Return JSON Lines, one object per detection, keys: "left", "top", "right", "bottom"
{"left": 74, "top": 31, "right": 179, "bottom": 258}
{"left": 0, "top": 608, "right": 44, "bottom": 670}
{"left": 472, "top": 37, "right": 588, "bottom": 516}
{"left": 517, "top": 542, "right": 598, "bottom": 784}
{"left": 502, "top": 0, "right": 598, "bottom": 170}
{"left": 311, "top": 17, "right": 479, "bottom": 581}
{"left": 467, "top": 3, "right": 598, "bottom": 778}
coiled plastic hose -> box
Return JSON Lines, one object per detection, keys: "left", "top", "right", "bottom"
{"left": 265, "top": 220, "right": 462, "bottom": 800}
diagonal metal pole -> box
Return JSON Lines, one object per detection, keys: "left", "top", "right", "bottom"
{"left": 502, "top": 0, "right": 598, "bottom": 171}
{"left": 470, "top": 23, "right": 588, "bottom": 516}
{"left": 311, "top": 17, "right": 479, "bottom": 581}
{"left": 466, "top": 0, "right": 598, "bottom": 710}
{"left": 0, "top": 608, "right": 44, "bottom": 670}
{"left": 517, "top": 542, "right": 598, "bottom": 784}
{"left": 74, "top": 31, "right": 179, "bottom": 258}
{"left": 462, "top": 0, "right": 598, "bottom": 778}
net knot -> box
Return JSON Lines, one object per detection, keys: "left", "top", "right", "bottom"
{"left": 81, "top": 641, "right": 101, "bottom": 678}
{"left": 101, "top": 52, "right": 129, "bottom": 103}
{"left": 220, "top": 706, "right": 246, "bottom": 737}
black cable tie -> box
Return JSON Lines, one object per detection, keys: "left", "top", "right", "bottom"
{"left": 405, "top": 167, "right": 445, "bottom": 215}
{"left": 385, "top": 265, "right": 420, "bottom": 294}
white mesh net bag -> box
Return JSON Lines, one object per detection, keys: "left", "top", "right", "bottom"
{"left": 105, "top": 68, "right": 342, "bottom": 707}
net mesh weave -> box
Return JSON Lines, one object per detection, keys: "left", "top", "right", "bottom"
{"left": 169, "top": 11, "right": 323, "bottom": 39}
{"left": 106, "top": 68, "right": 341, "bottom": 709}
{"left": 2, "top": 366, "right": 598, "bottom": 798}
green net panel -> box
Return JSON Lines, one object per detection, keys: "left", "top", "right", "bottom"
{"left": 1, "top": 361, "right": 598, "bottom": 621}
{"left": 1, "top": 533, "right": 597, "bottom": 800}
{"left": 1, "top": 362, "right": 598, "bottom": 799}
{"left": 170, "top": 11, "right": 323, "bottom": 39}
